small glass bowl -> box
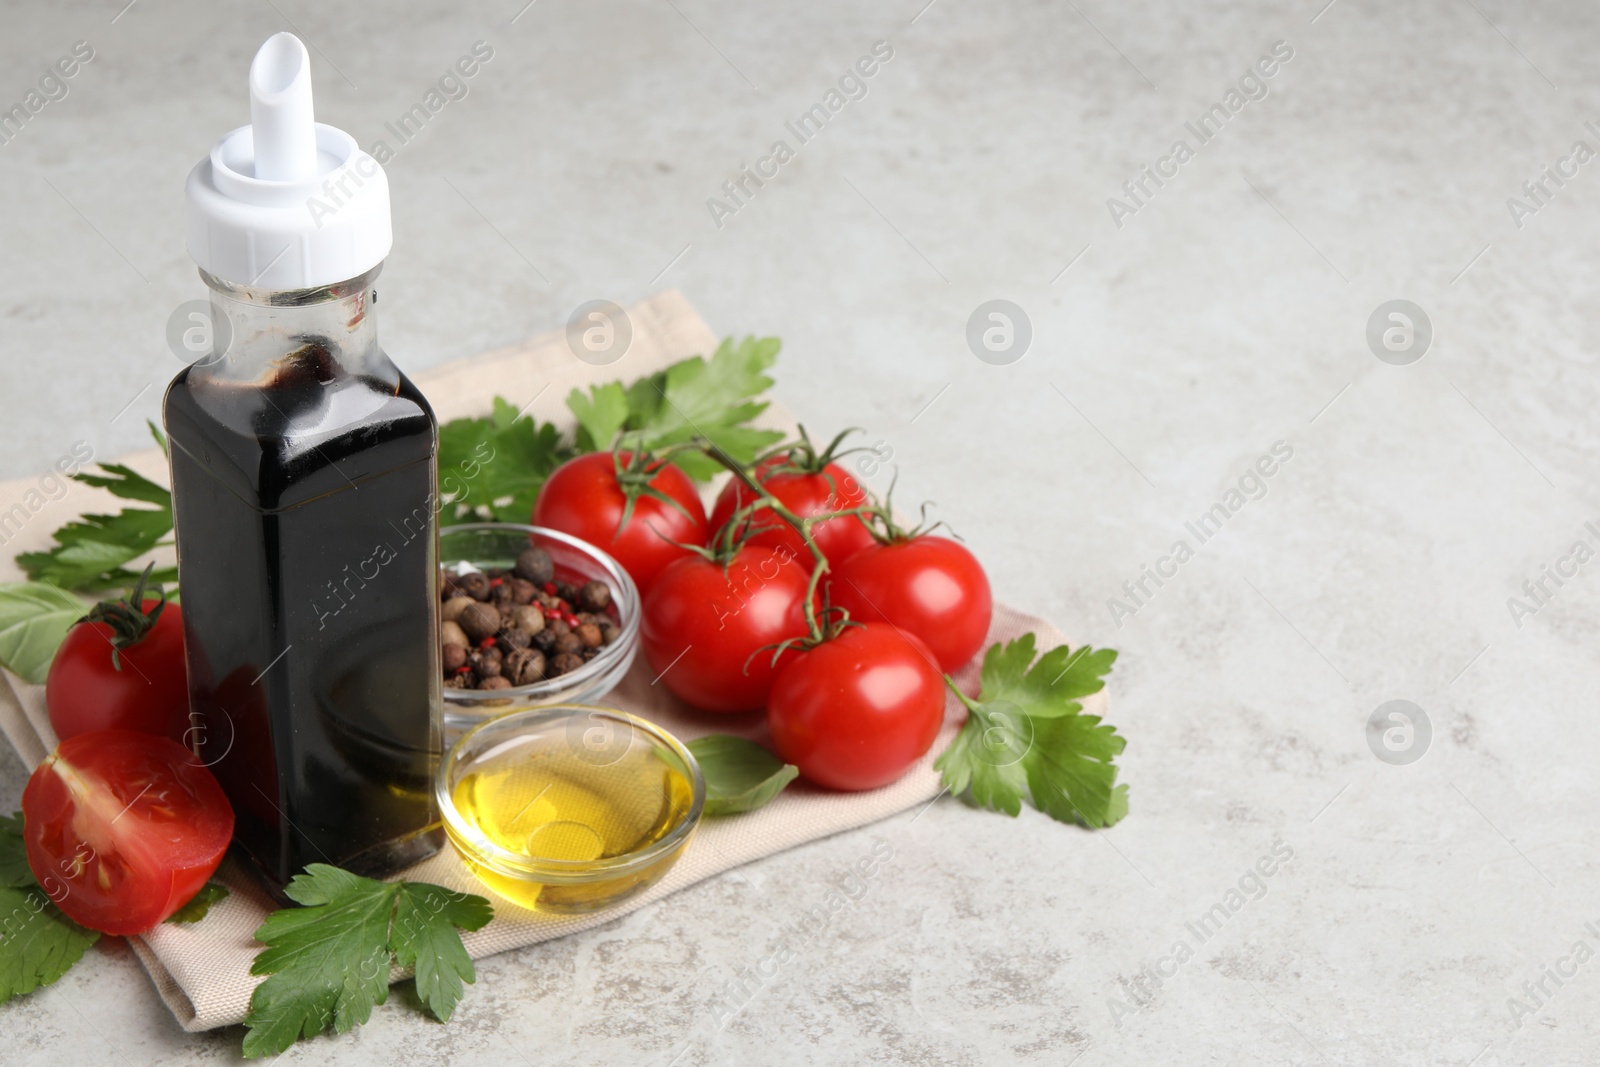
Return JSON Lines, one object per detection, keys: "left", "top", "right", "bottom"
{"left": 440, "top": 524, "right": 640, "bottom": 733}
{"left": 436, "top": 705, "right": 704, "bottom": 914}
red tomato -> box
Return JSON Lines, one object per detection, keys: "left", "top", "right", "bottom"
{"left": 641, "top": 545, "right": 815, "bottom": 713}
{"left": 766, "top": 624, "right": 946, "bottom": 791}
{"left": 830, "top": 535, "right": 993, "bottom": 672}
{"left": 47, "top": 596, "right": 191, "bottom": 747}
{"left": 710, "top": 457, "right": 874, "bottom": 568}
{"left": 22, "top": 730, "right": 234, "bottom": 935}
{"left": 533, "top": 452, "right": 709, "bottom": 594}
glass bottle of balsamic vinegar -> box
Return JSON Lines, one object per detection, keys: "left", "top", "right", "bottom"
{"left": 165, "top": 33, "right": 442, "bottom": 895}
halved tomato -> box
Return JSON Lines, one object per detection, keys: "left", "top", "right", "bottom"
{"left": 21, "top": 731, "right": 234, "bottom": 935}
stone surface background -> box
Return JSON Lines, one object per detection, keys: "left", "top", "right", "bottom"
{"left": 2, "top": 1, "right": 1598, "bottom": 1064}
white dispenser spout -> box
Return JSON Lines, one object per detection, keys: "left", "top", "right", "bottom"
{"left": 248, "top": 33, "right": 318, "bottom": 182}
{"left": 186, "top": 32, "right": 391, "bottom": 290}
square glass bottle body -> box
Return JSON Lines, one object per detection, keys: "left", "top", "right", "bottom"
{"left": 163, "top": 267, "right": 443, "bottom": 895}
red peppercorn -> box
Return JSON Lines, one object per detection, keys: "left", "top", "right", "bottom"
{"left": 489, "top": 577, "right": 505, "bottom": 587}
{"left": 455, "top": 665, "right": 472, "bottom": 675}
{"left": 542, "top": 582, "right": 558, "bottom": 595}
{"left": 478, "top": 637, "right": 497, "bottom": 649}
{"left": 564, "top": 614, "right": 580, "bottom": 628}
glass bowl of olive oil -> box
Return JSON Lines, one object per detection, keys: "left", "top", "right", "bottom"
{"left": 437, "top": 704, "right": 704, "bottom": 914}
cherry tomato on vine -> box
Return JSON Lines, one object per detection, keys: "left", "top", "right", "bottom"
{"left": 830, "top": 535, "right": 993, "bottom": 672}
{"left": 533, "top": 451, "right": 709, "bottom": 593}
{"left": 710, "top": 451, "right": 874, "bottom": 568}
{"left": 641, "top": 545, "right": 815, "bottom": 713}
{"left": 766, "top": 624, "right": 946, "bottom": 791}
{"left": 47, "top": 571, "right": 191, "bottom": 747}
{"left": 21, "top": 730, "right": 234, "bottom": 935}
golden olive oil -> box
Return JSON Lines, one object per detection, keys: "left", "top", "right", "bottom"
{"left": 449, "top": 740, "right": 695, "bottom": 913}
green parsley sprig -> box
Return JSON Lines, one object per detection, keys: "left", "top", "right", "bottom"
{"left": 438, "top": 336, "right": 784, "bottom": 523}
{"left": 166, "top": 882, "right": 229, "bottom": 925}
{"left": 438, "top": 396, "right": 572, "bottom": 523}
{"left": 0, "top": 812, "right": 99, "bottom": 1006}
{"left": 17, "top": 422, "right": 176, "bottom": 593}
{"left": 567, "top": 335, "right": 785, "bottom": 480}
{"left": 242, "top": 865, "right": 492, "bottom": 1058}
{"left": 936, "top": 634, "right": 1128, "bottom": 828}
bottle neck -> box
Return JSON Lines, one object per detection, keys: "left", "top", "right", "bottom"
{"left": 197, "top": 264, "right": 391, "bottom": 386}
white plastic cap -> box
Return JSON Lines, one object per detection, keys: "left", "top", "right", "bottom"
{"left": 185, "top": 33, "right": 391, "bottom": 290}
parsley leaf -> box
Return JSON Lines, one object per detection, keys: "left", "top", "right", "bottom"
{"left": 390, "top": 883, "right": 493, "bottom": 1022}
{"left": 74, "top": 461, "right": 172, "bottom": 507}
{"left": 437, "top": 398, "right": 572, "bottom": 524}
{"left": 688, "top": 735, "right": 799, "bottom": 815}
{"left": 566, "top": 336, "right": 786, "bottom": 479}
{"left": 243, "top": 864, "right": 493, "bottom": 1058}
{"left": 166, "top": 882, "right": 229, "bottom": 925}
{"left": 935, "top": 633, "right": 1127, "bottom": 828}
{"left": 0, "top": 813, "right": 100, "bottom": 1006}
{"left": 0, "top": 886, "right": 100, "bottom": 1005}
{"left": 17, "top": 424, "right": 176, "bottom": 593}
{"left": 566, "top": 382, "right": 630, "bottom": 453}
{"left": 0, "top": 813, "right": 34, "bottom": 889}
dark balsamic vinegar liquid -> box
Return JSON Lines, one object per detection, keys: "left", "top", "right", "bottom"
{"left": 164, "top": 338, "right": 443, "bottom": 896}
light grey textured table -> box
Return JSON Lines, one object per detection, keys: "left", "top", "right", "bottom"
{"left": 3, "top": 1, "right": 1597, "bottom": 1064}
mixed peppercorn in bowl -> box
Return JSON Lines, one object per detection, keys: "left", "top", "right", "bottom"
{"left": 438, "top": 524, "right": 640, "bottom": 725}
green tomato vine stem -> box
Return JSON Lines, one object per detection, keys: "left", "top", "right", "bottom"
{"left": 691, "top": 436, "right": 878, "bottom": 644}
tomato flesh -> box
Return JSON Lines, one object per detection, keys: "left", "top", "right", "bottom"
{"left": 47, "top": 598, "right": 191, "bottom": 746}
{"left": 710, "top": 458, "right": 875, "bottom": 567}
{"left": 22, "top": 731, "right": 234, "bottom": 935}
{"left": 830, "top": 535, "right": 993, "bottom": 672}
{"left": 534, "top": 451, "right": 709, "bottom": 594}
{"left": 641, "top": 546, "right": 815, "bottom": 712}
{"left": 766, "top": 624, "right": 947, "bottom": 791}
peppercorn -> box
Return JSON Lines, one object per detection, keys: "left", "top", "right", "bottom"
{"left": 498, "top": 627, "right": 531, "bottom": 651}
{"left": 548, "top": 617, "right": 571, "bottom": 638}
{"left": 599, "top": 622, "right": 621, "bottom": 646}
{"left": 441, "top": 596, "right": 476, "bottom": 624}
{"left": 531, "top": 628, "right": 557, "bottom": 652}
{"left": 445, "top": 673, "right": 473, "bottom": 689}
{"left": 508, "top": 578, "right": 537, "bottom": 605}
{"left": 506, "top": 604, "right": 544, "bottom": 635}
{"left": 457, "top": 572, "right": 491, "bottom": 601}
{"left": 551, "top": 651, "right": 585, "bottom": 674}
{"left": 469, "top": 646, "right": 503, "bottom": 679}
{"left": 554, "top": 631, "right": 582, "bottom": 656}
{"left": 456, "top": 602, "right": 501, "bottom": 643}
{"left": 489, "top": 582, "right": 514, "bottom": 610}
{"left": 576, "top": 622, "right": 603, "bottom": 649}
{"left": 555, "top": 580, "right": 580, "bottom": 603}
{"left": 576, "top": 580, "right": 611, "bottom": 613}
{"left": 514, "top": 546, "right": 555, "bottom": 586}
{"left": 479, "top": 676, "right": 513, "bottom": 691}
{"left": 504, "top": 647, "right": 547, "bottom": 686}
{"left": 441, "top": 620, "right": 470, "bottom": 649}
{"left": 442, "top": 644, "right": 469, "bottom": 672}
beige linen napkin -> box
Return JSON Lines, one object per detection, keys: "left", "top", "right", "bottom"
{"left": 0, "top": 291, "right": 1105, "bottom": 1031}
